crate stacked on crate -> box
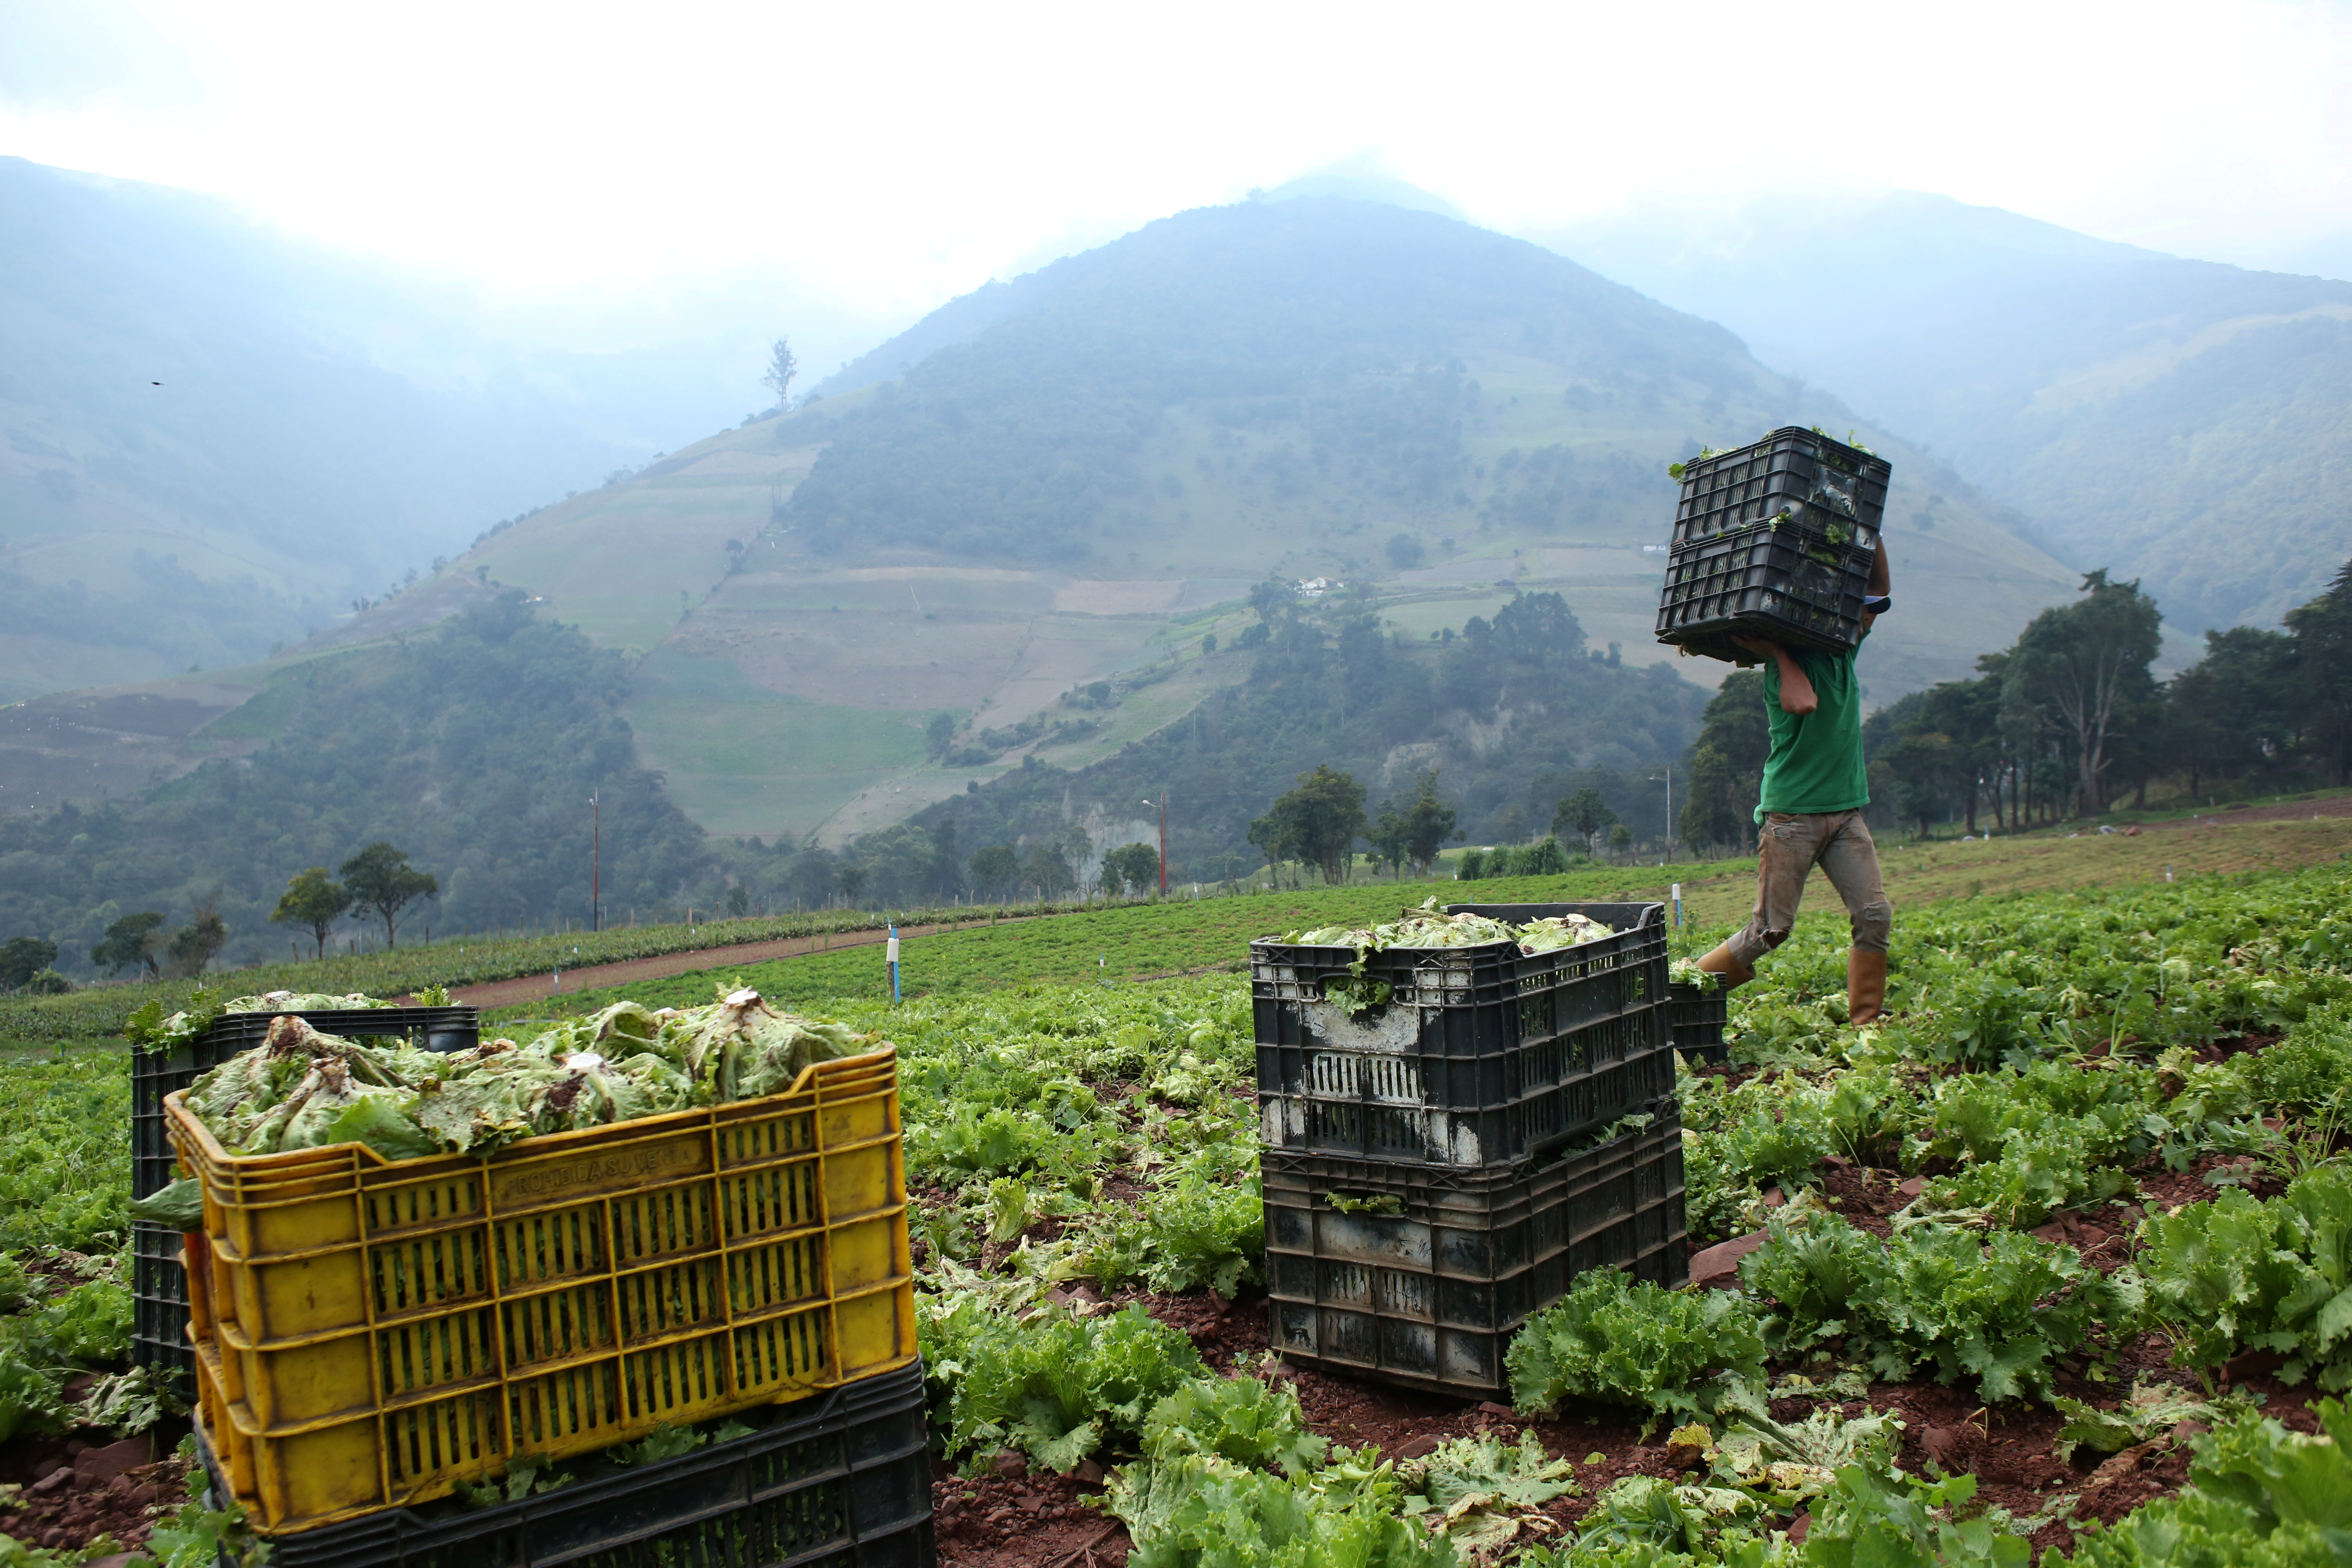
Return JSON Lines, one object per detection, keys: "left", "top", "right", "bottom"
{"left": 131, "top": 1004, "right": 480, "bottom": 1394}
{"left": 1253, "top": 902, "right": 1687, "bottom": 1399}
{"left": 192, "top": 1360, "right": 935, "bottom": 1568}
{"left": 1655, "top": 426, "right": 1891, "bottom": 664}
{"left": 1668, "top": 980, "right": 1730, "bottom": 1065}
{"left": 158, "top": 1018, "right": 932, "bottom": 1564}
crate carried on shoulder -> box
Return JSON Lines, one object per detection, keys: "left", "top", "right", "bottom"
{"left": 1655, "top": 426, "right": 1891, "bottom": 664}
{"left": 1252, "top": 902, "right": 1671, "bottom": 1167}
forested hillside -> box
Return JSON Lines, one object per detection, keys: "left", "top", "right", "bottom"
{"left": 0, "top": 594, "right": 706, "bottom": 973}
{"left": 911, "top": 588, "right": 1706, "bottom": 885}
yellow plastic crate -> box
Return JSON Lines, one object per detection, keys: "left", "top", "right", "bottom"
{"left": 166, "top": 1048, "right": 915, "bottom": 1533}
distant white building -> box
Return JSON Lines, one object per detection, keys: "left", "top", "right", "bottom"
{"left": 1294, "top": 576, "right": 1343, "bottom": 599}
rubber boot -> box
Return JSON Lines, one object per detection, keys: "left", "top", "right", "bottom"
{"left": 1847, "top": 948, "right": 1888, "bottom": 1026}
{"left": 1695, "top": 941, "right": 1755, "bottom": 991}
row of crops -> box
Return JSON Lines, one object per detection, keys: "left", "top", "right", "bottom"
{"left": 0, "top": 895, "right": 1090, "bottom": 1055}
{"left": 5, "top": 856, "right": 2352, "bottom": 1562}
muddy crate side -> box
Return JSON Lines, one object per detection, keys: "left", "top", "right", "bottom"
{"left": 1262, "top": 1104, "right": 1687, "bottom": 1399}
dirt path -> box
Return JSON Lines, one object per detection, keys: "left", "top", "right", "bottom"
{"left": 437, "top": 913, "right": 1042, "bottom": 1009}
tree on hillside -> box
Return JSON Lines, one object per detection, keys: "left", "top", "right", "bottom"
{"left": 968, "top": 844, "right": 1018, "bottom": 900}
{"left": 1396, "top": 772, "right": 1459, "bottom": 876}
{"left": 91, "top": 911, "right": 166, "bottom": 978}
{"left": 2165, "top": 626, "right": 2301, "bottom": 797}
{"left": 1246, "top": 812, "right": 1290, "bottom": 888}
{"left": 1253, "top": 765, "right": 1368, "bottom": 885}
{"left": 2286, "top": 559, "right": 2352, "bottom": 785}
{"left": 1367, "top": 806, "right": 1410, "bottom": 880}
{"left": 926, "top": 713, "right": 957, "bottom": 759}
{"left": 791, "top": 850, "right": 836, "bottom": 908}
{"left": 1871, "top": 725, "right": 1959, "bottom": 837}
{"left": 1248, "top": 579, "right": 1292, "bottom": 626}
{"left": 836, "top": 864, "right": 869, "bottom": 909}
{"left": 929, "top": 818, "right": 962, "bottom": 899}
{"left": 1386, "top": 533, "right": 1425, "bottom": 570}
{"left": 0, "top": 936, "right": 58, "bottom": 991}
{"left": 1020, "top": 842, "right": 1073, "bottom": 899}
{"left": 270, "top": 866, "right": 351, "bottom": 960}
{"left": 164, "top": 898, "right": 227, "bottom": 978}
{"left": 761, "top": 337, "right": 799, "bottom": 411}
{"left": 1102, "top": 842, "right": 1159, "bottom": 896}
{"left": 1678, "top": 670, "right": 1771, "bottom": 851}
{"left": 339, "top": 842, "right": 439, "bottom": 949}
{"left": 1062, "top": 823, "right": 1095, "bottom": 896}
{"left": 2012, "top": 571, "right": 2162, "bottom": 815}
{"left": 1552, "top": 787, "right": 1617, "bottom": 859}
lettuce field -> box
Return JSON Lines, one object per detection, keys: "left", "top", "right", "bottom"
{"left": 7, "top": 844, "right": 2352, "bottom": 1565}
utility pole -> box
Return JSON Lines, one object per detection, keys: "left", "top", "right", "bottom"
{"left": 1650, "top": 766, "right": 1674, "bottom": 862}
{"left": 1158, "top": 792, "right": 1169, "bottom": 895}
{"left": 591, "top": 791, "right": 601, "bottom": 932}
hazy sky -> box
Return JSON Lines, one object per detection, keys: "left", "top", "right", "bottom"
{"left": 5, "top": 0, "right": 2350, "bottom": 329}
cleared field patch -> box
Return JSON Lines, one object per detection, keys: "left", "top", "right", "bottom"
{"left": 621, "top": 647, "right": 945, "bottom": 839}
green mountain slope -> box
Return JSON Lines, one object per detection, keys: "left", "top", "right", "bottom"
{"left": 1535, "top": 190, "right": 2352, "bottom": 630}
{"left": 445, "top": 196, "right": 2076, "bottom": 845}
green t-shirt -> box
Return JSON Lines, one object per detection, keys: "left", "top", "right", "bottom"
{"left": 1755, "top": 635, "right": 1870, "bottom": 821}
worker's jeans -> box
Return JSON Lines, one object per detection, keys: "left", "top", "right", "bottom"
{"left": 1724, "top": 810, "right": 1892, "bottom": 967}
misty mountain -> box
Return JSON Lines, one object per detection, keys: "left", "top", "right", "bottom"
{"left": 1533, "top": 190, "right": 2352, "bottom": 630}
{"left": 0, "top": 157, "right": 797, "bottom": 702}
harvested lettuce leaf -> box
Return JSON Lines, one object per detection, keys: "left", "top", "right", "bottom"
{"left": 129, "top": 1178, "right": 206, "bottom": 1231}
{"left": 678, "top": 989, "right": 871, "bottom": 1102}
{"left": 224, "top": 991, "right": 397, "bottom": 1014}
{"left": 181, "top": 991, "right": 871, "bottom": 1165}
{"left": 316, "top": 1091, "right": 443, "bottom": 1161}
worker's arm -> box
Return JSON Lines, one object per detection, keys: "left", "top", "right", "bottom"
{"left": 1857, "top": 537, "right": 1890, "bottom": 632}
{"left": 1730, "top": 635, "right": 1817, "bottom": 714}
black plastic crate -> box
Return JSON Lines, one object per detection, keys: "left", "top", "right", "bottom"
{"left": 131, "top": 1004, "right": 479, "bottom": 1392}
{"left": 198, "top": 1359, "right": 934, "bottom": 1568}
{"left": 1655, "top": 518, "right": 1874, "bottom": 662}
{"left": 1671, "top": 426, "right": 1891, "bottom": 546}
{"left": 1253, "top": 902, "right": 1668, "bottom": 1167}
{"left": 1669, "top": 982, "right": 1729, "bottom": 1065}
{"left": 1264, "top": 1104, "right": 1687, "bottom": 1399}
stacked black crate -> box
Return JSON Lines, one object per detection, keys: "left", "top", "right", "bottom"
{"left": 192, "top": 1360, "right": 936, "bottom": 1568}
{"left": 129, "top": 1004, "right": 478, "bottom": 1394}
{"left": 1253, "top": 902, "right": 1686, "bottom": 1399}
{"left": 1668, "top": 981, "right": 1731, "bottom": 1065}
{"left": 1655, "top": 427, "right": 1891, "bottom": 665}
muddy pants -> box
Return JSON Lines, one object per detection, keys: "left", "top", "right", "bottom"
{"left": 1725, "top": 809, "right": 1892, "bottom": 968}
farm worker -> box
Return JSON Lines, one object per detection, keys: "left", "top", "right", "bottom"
{"left": 1694, "top": 542, "right": 1894, "bottom": 1024}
